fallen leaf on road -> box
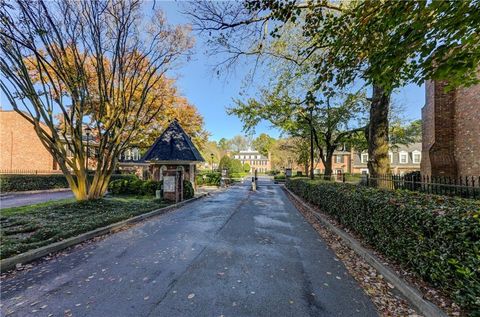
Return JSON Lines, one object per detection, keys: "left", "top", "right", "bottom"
{"left": 187, "top": 293, "right": 195, "bottom": 299}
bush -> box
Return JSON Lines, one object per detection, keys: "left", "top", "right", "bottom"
{"left": 183, "top": 180, "right": 194, "bottom": 199}
{"left": 0, "top": 174, "right": 136, "bottom": 192}
{"left": 230, "top": 172, "right": 248, "bottom": 179}
{"left": 243, "top": 163, "right": 251, "bottom": 173}
{"left": 108, "top": 178, "right": 161, "bottom": 196}
{"left": 196, "top": 172, "right": 221, "bottom": 186}
{"left": 286, "top": 178, "right": 480, "bottom": 313}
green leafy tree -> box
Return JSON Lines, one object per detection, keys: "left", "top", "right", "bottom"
{"left": 243, "top": 163, "right": 251, "bottom": 173}
{"left": 189, "top": 1, "right": 480, "bottom": 181}
{"left": 252, "top": 134, "right": 275, "bottom": 157}
{"left": 229, "top": 135, "right": 249, "bottom": 153}
{"left": 218, "top": 138, "right": 231, "bottom": 154}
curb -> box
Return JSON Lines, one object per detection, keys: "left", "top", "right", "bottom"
{"left": 0, "top": 188, "right": 71, "bottom": 198}
{"left": 0, "top": 193, "right": 208, "bottom": 273}
{"left": 283, "top": 186, "right": 448, "bottom": 317}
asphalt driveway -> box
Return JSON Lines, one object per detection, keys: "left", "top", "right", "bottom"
{"left": 0, "top": 181, "right": 378, "bottom": 317}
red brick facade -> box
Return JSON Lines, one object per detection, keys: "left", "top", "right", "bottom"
{"left": 421, "top": 79, "right": 480, "bottom": 177}
{"left": 0, "top": 110, "right": 56, "bottom": 172}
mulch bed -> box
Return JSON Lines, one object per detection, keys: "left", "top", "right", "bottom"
{"left": 283, "top": 187, "right": 464, "bottom": 317}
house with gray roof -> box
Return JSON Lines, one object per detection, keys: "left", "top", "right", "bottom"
{"left": 352, "top": 143, "right": 422, "bottom": 175}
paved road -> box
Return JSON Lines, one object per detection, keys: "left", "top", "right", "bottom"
{"left": 0, "top": 190, "right": 74, "bottom": 209}
{"left": 0, "top": 181, "right": 377, "bottom": 317}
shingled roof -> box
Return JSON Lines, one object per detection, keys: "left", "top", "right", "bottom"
{"left": 142, "top": 120, "right": 204, "bottom": 162}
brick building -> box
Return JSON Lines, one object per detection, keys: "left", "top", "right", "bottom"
{"left": 314, "top": 148, "right": 352, "bottom": 175}
{"left": 421, "top": 79, "right": 480, "bottom": 177}
{"left": 0, "top": 110, "right": 58, "bottom": 172}
{"left": 233, "top": 150, "right": 271, "bottom": 173}
{"left": 352, "top": 143, "right": 422, "bottom": 175}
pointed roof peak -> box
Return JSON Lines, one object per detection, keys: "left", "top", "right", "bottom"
{"left": 142, "top": 121, "right": 204, "bottom": 162}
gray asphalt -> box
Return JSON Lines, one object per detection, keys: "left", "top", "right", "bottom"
{"left": 0, "top": 190, "right": 74, "bottom": 209}
{"left": 0, "top": 180, "right": 378, "bottom": 317}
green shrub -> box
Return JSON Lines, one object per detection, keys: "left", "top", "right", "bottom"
{"left": 230, "top": 172, "right": 248, "bottom": 179}
{"left": 0, "top": 174, "right": 135, "bottom": 192}
{"left": 196, "top": 172, "right": 221, "bottom": 186}
{"left": 108, "top": 178, "right": 161, "bottom": 196}
{"left": 183, "top": 180, "right": 194, "bottom": 199}
{"left": 286, "top": 178, "right": 480, "bottom": 313}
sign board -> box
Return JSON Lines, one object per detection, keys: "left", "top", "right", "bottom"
{"left": 163, "top": 176, "right": 176, "bottom": 192}
{"left": 285, "top": 168, "right": 292, "bottom": 177}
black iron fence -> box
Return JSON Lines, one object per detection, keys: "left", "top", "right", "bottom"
{"left": 0, "top": 169, "right": 63, "bottom": 175}
{"left": 363, "top": 174, "right": 480, "bottom": 199}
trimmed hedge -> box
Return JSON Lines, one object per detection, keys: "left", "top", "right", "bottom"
{"left": 0, "top": 174, "right": 136, "bottom": 192}
{"left": 286, "top": 178, "right": 480, "bottom": 313}
{"left": 109, "top": 178, "right": 195, "bottom": 199}
{"left": 108, "top": 178, "right": 161, "bottom": 196}
{"left": 196, "top": 172, "right": 221, "bottom": 186}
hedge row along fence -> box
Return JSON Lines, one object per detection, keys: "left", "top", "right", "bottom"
{"left": 286, "top": 178, "right": 480, "bottom": 314}
{"left": 108, "top": 178, "right": 194, "bottom": 200}
{"left": 0, "top": 174, "right": 136, "bottom": 192}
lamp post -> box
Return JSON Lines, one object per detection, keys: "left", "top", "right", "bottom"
{"left": 210, "top": 153, "right": 214, "bottom": 172}
{"left": 84, "top": 126, "right": 92, "bottom": 172}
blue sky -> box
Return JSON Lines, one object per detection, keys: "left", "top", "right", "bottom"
{"left": 158, "top": 2, "right": 425, "bottom": 141}
{"left": 0, "top": 1, "right": 425, "bottom": 142}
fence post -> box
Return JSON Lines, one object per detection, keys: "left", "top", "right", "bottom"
{"left": 342, "top": 173, "right": 346, "bottom": 183}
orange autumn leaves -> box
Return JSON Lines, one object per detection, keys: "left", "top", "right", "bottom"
{"left": 25, "top": 46, "right": 208, "bottom": 150}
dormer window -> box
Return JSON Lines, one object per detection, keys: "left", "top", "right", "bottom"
{"left": 412, "top": 150, "right": 421, "bottom": 164}
{"left": 399, "top": 151, "right": 408, "bottom": 164}
{"left": 361, "top": 153, "right": 368, "bottom": 164}
{"left": 132, "top": 148, "right": 140, "bottom": 161}
{"left": 388, "top": 152, "right": 393, "bottom": 164}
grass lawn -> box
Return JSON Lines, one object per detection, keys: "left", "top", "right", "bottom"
{"left": 0, "top": 196, "right": 170, "bottom": 260}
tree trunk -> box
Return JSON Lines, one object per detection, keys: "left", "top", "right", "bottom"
{"left": 310, "top": 125, "right": 315, "bottom": 180}
{"left": 323, "top": 147, "right": 335, "bottom": 180}
{"left": 368, "top": 83, "right": 391, "bottom": 187}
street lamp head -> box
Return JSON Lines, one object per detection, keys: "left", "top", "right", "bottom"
{"left": 210, "top": 153, "right": 214, "bottom": 158}
{"left": 84, "top": 126, "right": 92, "bottom": 136}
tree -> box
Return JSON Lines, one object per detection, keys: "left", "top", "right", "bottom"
{"left": 243, "top": 163, "right": 251, "bottom": 173}
{"left": 252, "top": 134, "right": 275, "bottom": 157}
{"left": 188, "top": 1, "right": 480, "bottom": 180}
{"left": 218, "top": 155, "right": 243, "bottom": 173}
{"left": 0, "top": 0, "right": 193, "bottom": 200}
{"left": 390, "top": 119, "right": 422, "bottom": 146}
{"left": 218, "top": 155, "right": 231, "bottom": 172}
{"left": 218, "top": 138, "right": 231, "bottom": 154}
{"left": 229, "top": 40, "right": 369, "bottom": 179}
{"left": 229, "top": 135, "right": 248, "bottom": 152}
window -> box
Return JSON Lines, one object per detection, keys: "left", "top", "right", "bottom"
{"left": 335, "top": 155, "right": 344, "bottom": 163}
{"left": 412, "top": 151, "right": 421, "bottom": 164}
{"left": 132, "top": 148, "right": 139, "bottom": 161}
{"left": 125, "top": 149, "right": 132, "bottom": 160}
{"left": 399, "top": 151, "right": 408, "bottom": 164}
{"left": 388, "top": 152, "right": 393, "bottom": 164}
{"left": 361, "top": 153, "right": 368, "bottom": 164}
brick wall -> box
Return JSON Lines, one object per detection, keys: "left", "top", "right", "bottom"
{"left": 454, "top": 82, "right": 480, "bottom": 175}
{"left": 421, "top": 78, "right": 480, "bottom": 177}
{"left": 0, "top": 110, "right": 55, "bottom": 171}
